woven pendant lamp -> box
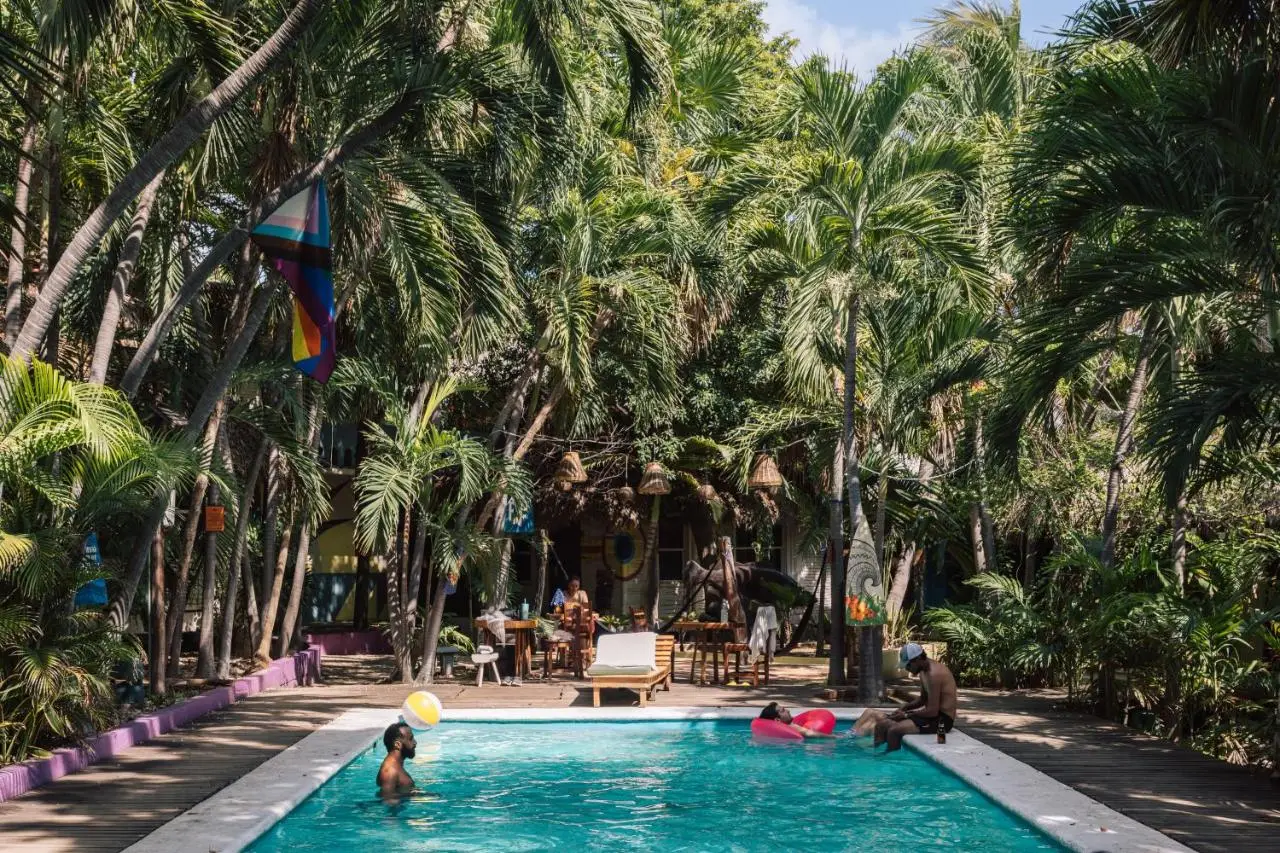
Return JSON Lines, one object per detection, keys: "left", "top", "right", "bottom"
{"left": 637, "top": 461, "right": 671, "bottom": 495}
{"left": 614, "top": 485, "right": 636, "bottom": 504}
{"left": 747, "top": 452, "right": 782, "bottom": 490}
{"left": 696, "top": 483, "right": 718, "bottom": 502}
{"left": 554, "top": 451, "right": 587, "bottom": 486}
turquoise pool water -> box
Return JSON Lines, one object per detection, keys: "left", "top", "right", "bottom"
{"left": 246, "top": 721, "right": 1065, "bottom": 852}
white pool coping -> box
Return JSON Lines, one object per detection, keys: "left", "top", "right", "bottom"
{"left": 123, "top": 706, "right": 1194, "bottom": 853}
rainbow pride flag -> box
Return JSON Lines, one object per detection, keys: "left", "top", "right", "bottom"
{"left": 251, "top": 181, "right": 335, "bottom": 382}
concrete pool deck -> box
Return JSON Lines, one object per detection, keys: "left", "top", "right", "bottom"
{"left": 1, "top": 655, "right": 1276, "bottom": 852}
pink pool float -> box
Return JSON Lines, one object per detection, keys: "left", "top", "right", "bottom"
{"left": 750, "top": 708, "right": 837, "bottom": 740}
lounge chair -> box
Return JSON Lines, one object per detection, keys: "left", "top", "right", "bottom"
{"left": 588, "top": 631, "right": 675, "bottom": 707}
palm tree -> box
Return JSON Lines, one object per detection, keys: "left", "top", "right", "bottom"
{"left": 354, "top": 380, "right": 519, "bottom": 682}
{"left": 7, "top": 0, "right": 325, "bottom": 362}
{"left": 750, "top": 52, "right": 984, "bottom": 692}
{"left": 0, "top": 356, "right": 193, "bottom": 761}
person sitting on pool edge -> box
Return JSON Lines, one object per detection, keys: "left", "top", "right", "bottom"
{"left": 759, "top": 702, "right": 836, "bottom": 739}
{"left": 377, "top": 722, "right": 417, "bottom": 798}
{"left": 853, "top": 643, "right": 957, "bottom": 751}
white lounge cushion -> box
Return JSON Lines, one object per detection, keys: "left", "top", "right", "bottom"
{"left": 587, "top": 663, "right": 654, "bottom": 677}
{"left": 594, "top": 631, "right": 656, "bottom": 670}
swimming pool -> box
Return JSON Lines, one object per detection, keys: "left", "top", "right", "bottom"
{"left": 244, "top": 720, "right": 1064, "bottom": 852}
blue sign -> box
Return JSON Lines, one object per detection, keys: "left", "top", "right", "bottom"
{"left": 74, "top": 533, "right": 107, "bottom": 608}
{"left": 501, "top": 500, "right": 534, "bottom": 535}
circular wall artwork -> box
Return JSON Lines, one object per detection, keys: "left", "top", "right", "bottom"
{"left": 604, "top": 524, "right": 647, "bottom": 581}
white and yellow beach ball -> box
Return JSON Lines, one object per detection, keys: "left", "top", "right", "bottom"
{"left": 402, "top": 691, "right": 443, "bottom": 730}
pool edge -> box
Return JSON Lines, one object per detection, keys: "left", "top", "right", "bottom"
{"left": 122, "top": 707, "right": 1194, "bottom": 853}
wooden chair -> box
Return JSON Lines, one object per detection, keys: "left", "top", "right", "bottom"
{"left": 725, "top": 642, "right": 771, "bottom": 687}
{"left": 570, "top": 606, "right": 595, "bottom": 677}
{"left": 543, "top": 606, "right": 594, "bottom": 678}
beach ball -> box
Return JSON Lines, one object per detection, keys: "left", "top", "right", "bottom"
{"left": 402, "top": 691, "right": 443, "bottom": 730}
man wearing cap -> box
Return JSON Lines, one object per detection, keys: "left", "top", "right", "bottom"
{"left": 852, "top": 642, "right": 957, "bottom": 751}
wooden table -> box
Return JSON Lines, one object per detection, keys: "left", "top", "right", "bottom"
{"left": 473, "top": 618, "right": 537, "bottom": 679}
{"left": 672, "top": 621, "right": 735, "bottom": 685}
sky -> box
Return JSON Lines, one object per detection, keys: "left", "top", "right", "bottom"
{"left": 759, "top": 1, "right": 1086, "bottom": 76}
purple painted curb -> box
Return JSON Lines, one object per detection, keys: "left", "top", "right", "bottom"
{"left": 304, "top": 630, "right": 392, "bottom": 656}
{"left": 0, "top": 647, "right": 322, "bottom": 803}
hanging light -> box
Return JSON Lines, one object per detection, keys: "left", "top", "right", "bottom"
{"left": 614, "top": 485, "right": 636, "bottom": 504}
{"left": 748, "top": 452, "right": 783, "bottom": 491}
{"left": 637, "top": 461, "right": 671, "bottom": 495}
{"left": 554, "top": 450, "right": 587, "bottom": 485}
{"left": 696, "top": 483, "right": 718, "bottom": 503}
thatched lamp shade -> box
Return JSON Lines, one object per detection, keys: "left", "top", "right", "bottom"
{"left": 637, "top": 461, "right": 671, "bottom": 495}
{"left": 696, "top": 483, "right": 718, "bottom": 502}
{"left": 614, "top": 485, "right": 635, "bottom": 504}
{"left": 748, "top": 452, "right": 783, "bottom": 490}
{"left": 554, "top": 450, "right": 588, "bottom": 485}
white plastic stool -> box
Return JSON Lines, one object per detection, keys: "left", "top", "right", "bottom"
{"left": 471, "top": 644, "right": 501, "bottom": 686}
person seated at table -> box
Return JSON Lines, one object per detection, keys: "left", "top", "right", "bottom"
{"left": 563, "top": 576, "right": 590, "bottom": 612}
{"left": 759, "top": 702, "right": 834, "bottom": 739}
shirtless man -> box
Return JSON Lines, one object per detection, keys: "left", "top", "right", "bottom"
{"left": 376, "top": 722, "right": 417, "bottom": 798}
{"left": 853, "top": 643, "right": 957, "bottom": 752}
{"left": 759, "top": 702, "right": 836, "bottom": 739}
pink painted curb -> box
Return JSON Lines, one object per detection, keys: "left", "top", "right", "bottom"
{"left": 304, "top": 630, "right": 391, "bottom": 656}
{"left": 0, "top": 647, "right": 322, "bottom": 803}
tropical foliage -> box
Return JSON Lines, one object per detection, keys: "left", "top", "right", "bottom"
{"left": 0, "top": 0, "right": 1277, "bottom": 776}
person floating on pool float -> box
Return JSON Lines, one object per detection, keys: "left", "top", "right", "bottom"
{"left": 758, "top": 702, "right": 836, "bottom": 738}
{"left": 853, "top": 643, "right": 957, "bottom": 752}
{"left": 377, "top": 722, "right": 417, "bottom": 799}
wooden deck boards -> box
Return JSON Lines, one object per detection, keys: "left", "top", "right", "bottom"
{"left": 955, "top": 690, "right": 1280, "bottom": 853}
{"left": 1, "top": 659, "right": 1276, "bottom": 852}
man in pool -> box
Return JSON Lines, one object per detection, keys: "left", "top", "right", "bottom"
{"left": 759, "top": 702, "right": 836, "bottom": 738}
{"left": 853, "top": 643, "right": 957, "bottom": 751}
{"left": 377, "top": 722, "right": 417, "bottom": 797}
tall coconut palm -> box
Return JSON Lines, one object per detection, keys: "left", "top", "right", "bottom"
{"left": 751, "top": 52, "right": 985, "bottom": 692}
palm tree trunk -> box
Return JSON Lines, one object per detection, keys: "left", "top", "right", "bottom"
{"left": 276, "top": 518, "right": 312, "bottom": 659}
{"left": 885, "top": 543, "right": 917, "bottom": 618}
{"left": 39, "top": 141, "right": 63, "bottom": 366}
{"left": 1101, "top": 321, "right": 1157, "bottom": 568}
{"left": 118, "top": 94, "right": 424, "bottom": 397}
{"left": 87, "top": 170, "right": 164, "bottom": 384}
{"left": 255, "top": 512, "right": 295, "bottom": 666}
{"left": 969, "top": 504, "right": 987, "bottom": 573}
{"left": 165, "top": 475, "right": 210, "bottom": 676}
{"left": 195, "top": 480, "right": 221, "bottom": 679}
{"left": 385, "top": 512, "right": 415, "bottom": 681}
{"left": 827, "top": 442, "right": 847, "bottom": 686}
{"left": 2, "top": 109, "right": 38, "bottom": 347}
{"left": 259, "top": 445, "right": 283, "bottom": 620}
{"left": 217, "top": 437, "right": 267, "bottom": 678}
{"left": 532, "top": 529, "right": 549, "bottom": 615}
{"left": 971, "top": 417, "right": 996, "bottom": 571}
{"left": 150, "top": 530, "right": 167, "bottom": 695}
{"left": 419, "top": 573, "right": 450, "bottom": 685}
{"left": 164, "top": 402, "right": 224, "bottom": 675}
{"left": 842, "top": 292, "right": 866, "bottom": 693}
{"left": 886, "top": 457, "right": 932, "bottom": 615}
{"left": 8, "top": 0, "right": 326, "bottom": 362}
